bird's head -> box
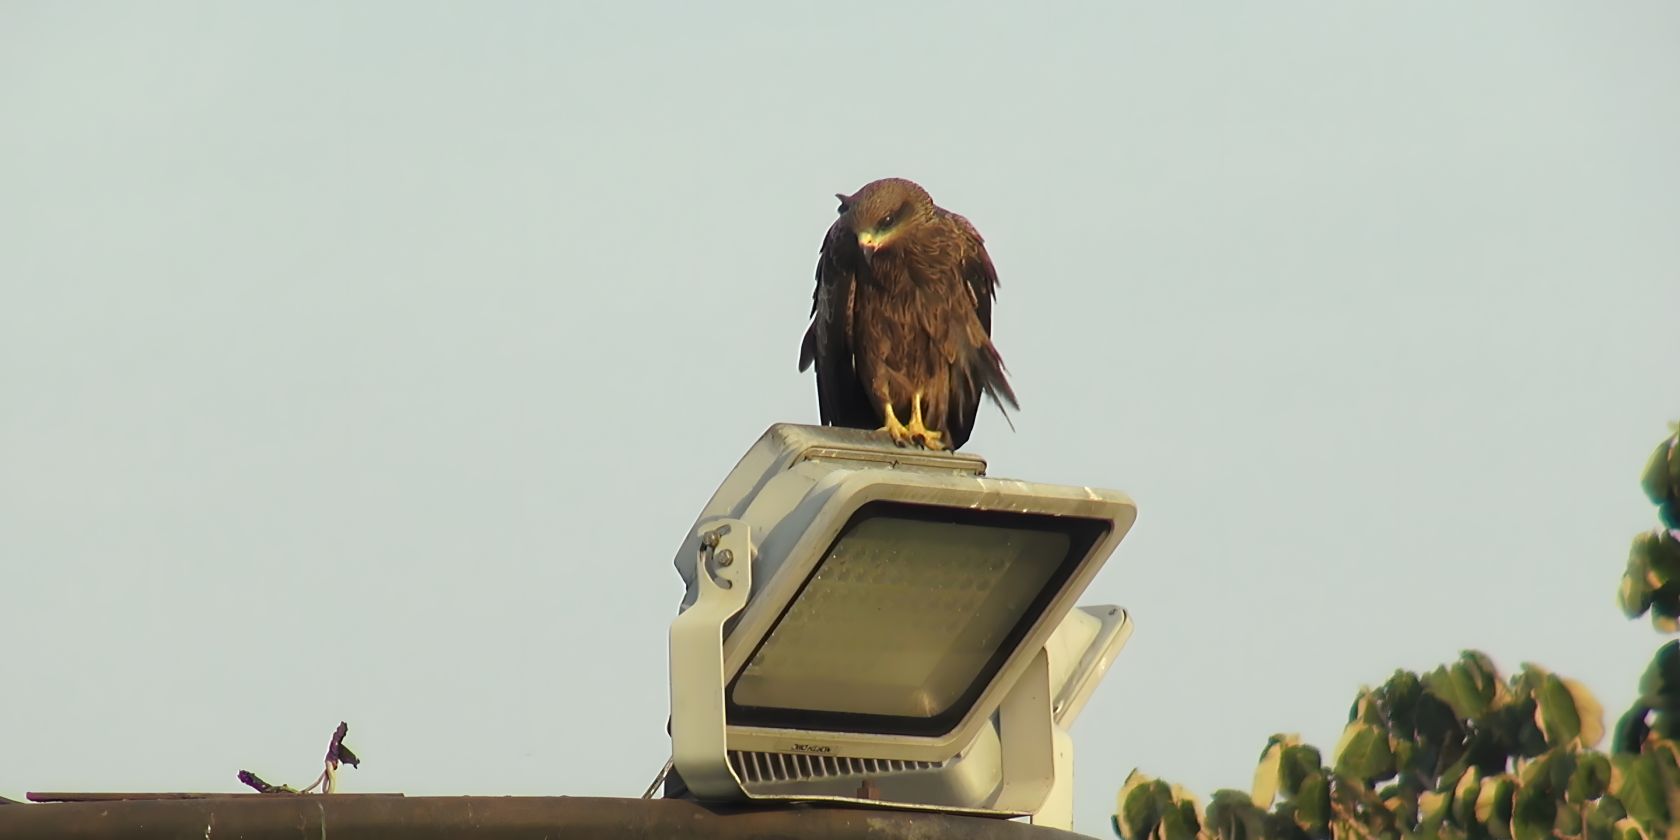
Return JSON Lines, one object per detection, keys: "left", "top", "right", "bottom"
{"left": 835, "top": 178, "right": 936, "bottom": 261}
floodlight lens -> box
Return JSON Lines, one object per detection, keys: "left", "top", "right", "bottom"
{"left": 727, "top": 501, "right": 1109, "bottom": 736}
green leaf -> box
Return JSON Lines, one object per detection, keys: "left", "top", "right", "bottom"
{"left": 1392, "top": 740, "right": 1418, "bottom": 784}
{"left": 1204, "top": 790, "right": 1264, "bottom": 840}
{"left": 1117, "top": 771, "right": 1163, "bottom": 840}
{"left": 1641, "top": 434, "right": 1677, "bottom": 508}
{"left": 1205, "top": 788, "right": 1254, "bottom": 809}
{"left": 1610, "top": 752, "right": 1669, "bottom": 826}
{"left": 1453, "top": 768, "right": 1483, "bottom": 828}
{"left": 1117, "top": 769, "right": 1153, "bottom": 808}
{"left": 1475, "top": 773, "right": 1516, "bottom": 840}
{"left": 1415, "top": 690, "right": 1465, "bottom": 771}
{"left": 1346, "top": 687, "right": 1383, "bottom": 727}
{"left": 1669, "top": 429, "right": 1680, "bottom": 492}
{"left": 1427, "top": 652, "right": 1503, "bottom": 721}
{"left": 1640, "top": 530, "right": 1680, "bottom": 593}
{"left": 1379, "top": 669, "right": 1425, "bottom": 733}
{"left": 1295, "top": 771, "right": 1330, "bottom": 834}
{"left": 1621, "top": 531, "right": 1680, "bottom": 626}
{"left": 1584, "top": 802, "right": 1619, "bottom": 840}
{"left": 1167, "top": 782, "right": 1201, "bottom": 814}
{"left": 1512, "top": 781, "right": 1557, "bottom": 840}
{"left": 1419, "top": 788, "right": 1452, "bottom": 824}
{"left": 1250, "top": 734, "right": 1290, "bottom": 809}
{"left": 1637, "top": 642, "right": 1680, "bottom": 707}
{"left": 1538, "top": 673, "right": 1584, "bottom": 748}
{"left": 1333, "top": 721, "right": 1397, "bottom": 782}
{"left": 1511, "top": 662, "right": 1548, "bottom": 701}
{"left": 1519, "top": 750, "right": 1574, "bottom": 798}
{"left": 1652, "top": 592, "right": 1680, "bottom": 634}
{"left": 1483, "top": 693, "right": 1547, "bottom": 762}
{"left": 1279, "top": 743, "right": 1322, "bottom": 797}
{"left": 1599, "top": 791, "right": 1628, "bottom": 823}
{"left": 1515, "top": 697, "right": 1552, "bottom": 759}
{"left": 1662, "top": 429, "right": 1680, "bottom": 527}
{"left": 1570, "top": 752, "right": 1613, "bottom": 802}
{"left": 1653, "top": 708, "right": 1680, "bottom": 741}
{"left": 1555, "top": 800, "right": 1584, "bottom": 838}
{"left": 1568, "top": 677, "right": 1607, "bottom": 749}
{"left": 1623, "top": 537, "right": 1658, "bottom": 620}
{"left": 1647, "top": 534, "right": 1680, "bottom": 634}
{"left": 1463, "top": 651, "right": 1503, "bottom": 688}
{"left": 1611, "top": 816, "right": 1651, "bottom": 840}
{"left": 1385, "top": 782, "right": 1420, "bottom": 827}
{"left": 1157, "top": 797, "right": 1199, "bottom": 840}
{"left": 1653, "top": 742, "right": 1680, "bottom": 822}
{"left": 1614, "top": 704, "right": 1652, "bottom": 754}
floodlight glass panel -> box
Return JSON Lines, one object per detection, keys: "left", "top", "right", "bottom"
{"left": 726, "top": 501, "right": 1110, "bottom": 737}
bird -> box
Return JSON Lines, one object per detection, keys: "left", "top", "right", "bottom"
{"left": 797, "top": 177, "right": 1018, "bottom": 452}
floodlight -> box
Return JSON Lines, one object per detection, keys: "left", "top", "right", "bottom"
{"left": 665, "top": 424, "right": 1137, "bottom": 827}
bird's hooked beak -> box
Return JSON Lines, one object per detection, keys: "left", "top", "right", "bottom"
{"left": 856, "top": 230, "right": 882, "bottom": 262}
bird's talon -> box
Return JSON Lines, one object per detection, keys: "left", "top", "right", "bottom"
{"left": 903, "top": 391, "right": 948, "bottom": 451}
{"left": 877, "top": 405, "right": 915, "bottom": 447}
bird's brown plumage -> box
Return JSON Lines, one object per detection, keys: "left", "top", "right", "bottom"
{"left": 798, "top": 177, "right": 1017, "bottom": 451}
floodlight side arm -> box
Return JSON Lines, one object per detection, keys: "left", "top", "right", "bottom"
{"left": 990, "top": 647, "right": 1057, "bottom": 818}
{"left": 669, "top": 519, "right": 753, "bottom": 800}
{"left": 1032, "top": 724, "right": 1075, "bottom": 830}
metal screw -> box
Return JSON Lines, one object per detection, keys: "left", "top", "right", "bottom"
{"left": 699, "top": 523, "right": 732, "bottom": 550}
{"left": 716, "top": 549, "right": 734, "bottom": 567}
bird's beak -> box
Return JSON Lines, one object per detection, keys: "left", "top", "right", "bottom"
{"left": 857, "top": 231, "right": 880, "bottom": 261}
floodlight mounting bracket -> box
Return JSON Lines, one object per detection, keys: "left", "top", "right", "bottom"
{"left": 670, "top": 517, "right": 755, "bottom": 800}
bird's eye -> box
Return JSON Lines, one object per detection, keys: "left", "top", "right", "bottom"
{"left": 879, "top": 213, "right": 896, "bottom": 229}
{"left": 836, "top": 203, "right": 849, "bottom": 215}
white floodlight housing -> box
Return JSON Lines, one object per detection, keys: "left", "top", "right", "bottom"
{"left": 666, "top": 424, "right": 1137, "bottom": 826}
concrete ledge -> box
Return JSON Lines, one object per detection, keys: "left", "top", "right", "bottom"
{"left": 0, "top": 795, "right": 1100, "bottom": 839}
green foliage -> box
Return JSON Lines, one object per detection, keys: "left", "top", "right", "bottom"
{"left": 1113, "top": 653, "right": 1671, "bottom": 840}
{"left": 1114, "top": 426, "right": 1680, "bottom": 840}
{"left": 1623, "top": 430, "right": 1680, "bottom": 632}
{"left": 1641, "top": 428, "right": 1680, "bottom": 531}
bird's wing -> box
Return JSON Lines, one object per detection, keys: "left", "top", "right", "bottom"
{"left": 800, "top": 218, "right": 879, "bottom": 430}
{"left": 928, "top": 211, "right": 1017, "bottom": 450}
{"left": 944, "top": 210, "right": 999, "bottom": 335}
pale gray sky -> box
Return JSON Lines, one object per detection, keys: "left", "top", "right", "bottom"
{"left": 2, "top": 2, "right": 1676, "bottom": 834}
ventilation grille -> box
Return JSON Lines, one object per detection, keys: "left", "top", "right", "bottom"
{"left": 727, "top": 750, "right": 948, "bottom": 784}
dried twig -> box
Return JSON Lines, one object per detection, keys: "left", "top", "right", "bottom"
{"left": 235, "top": 771, "right": 295, "bottom": 794}
{"left": 239, "top": 722, "right": 361, "bottom": 795}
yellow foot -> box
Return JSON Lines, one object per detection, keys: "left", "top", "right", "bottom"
{"left": 906, "top": 391, "right": 948, "bottom": 452}
{"left": 877, "top": 403, "right": 914, "bottom": 447}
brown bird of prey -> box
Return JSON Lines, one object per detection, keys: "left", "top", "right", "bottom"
{"left": 797, "top": 177, "right": 1018, "bottom": 452}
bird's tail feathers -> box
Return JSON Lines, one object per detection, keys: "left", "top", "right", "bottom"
{"left": 797, "top": 326, "right": 818, "bottom": 372}
{"left": 975, "top": 343, "right": 1019, "bottom": 432}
